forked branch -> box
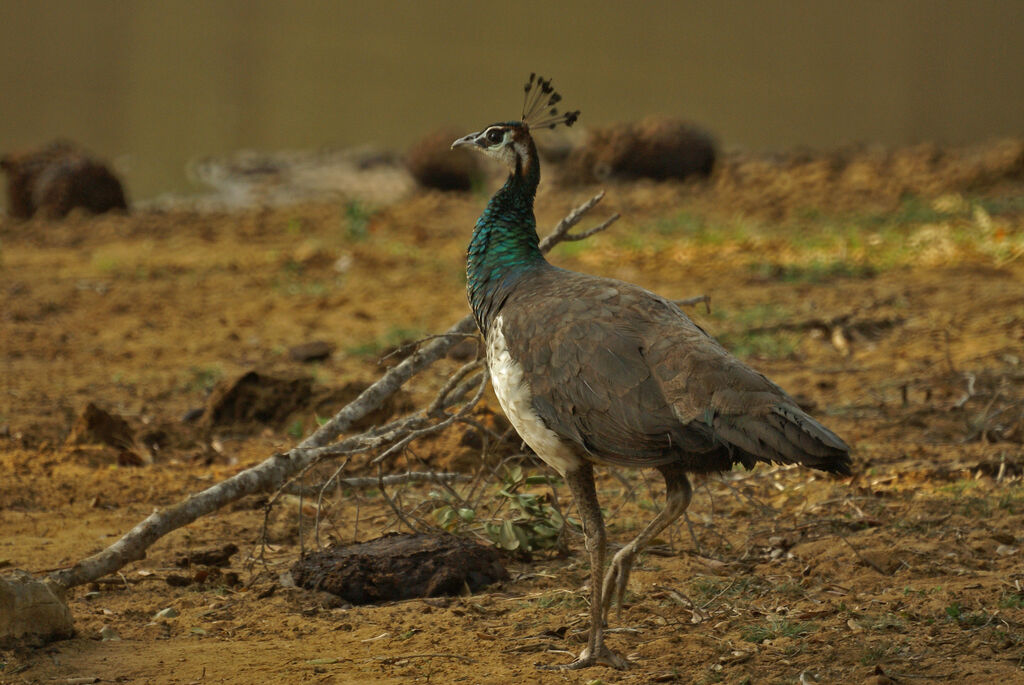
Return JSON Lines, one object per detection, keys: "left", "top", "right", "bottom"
{"left": 47, "top": 192, "right": 617, "bottom": 590}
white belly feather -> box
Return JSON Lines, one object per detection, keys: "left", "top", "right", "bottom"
{"left": 486, "top": 315, "right": 582, "bottom": 475}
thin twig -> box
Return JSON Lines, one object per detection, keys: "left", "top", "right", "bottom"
{"left": 284, "top": 470, "right": 471, "bottom": 497}
{"left": 45, "top": 190, "right": 626, "bottom": 590}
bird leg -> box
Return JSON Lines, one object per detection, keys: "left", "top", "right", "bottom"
{"left": 601, "top": 463, "right": 692, "bottom": 622}
{"left": 538, "top": 462, "right": 628, "bottom": 670}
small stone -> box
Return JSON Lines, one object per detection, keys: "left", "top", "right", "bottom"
{"left": 996, "top": 544, "right": 1018, "bottom": 556}
{"left": 288, "top": 341, "right": 334, "bottom": 363}
{"left": 153, "top": 607, "right": 179, "bottom": 619}
{"left": 0, "top": 570, "right": 75, "bottom": 644}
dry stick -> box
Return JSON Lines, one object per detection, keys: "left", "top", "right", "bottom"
{"left": 284, "top": 470, "right": 471, "bottom": 498}
{"left": 47, "top": 191, "right": 619, "bottom": 591}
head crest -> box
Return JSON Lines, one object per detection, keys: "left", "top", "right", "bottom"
{"left": 522, "top": 73, "right": 580, "bottom": 130}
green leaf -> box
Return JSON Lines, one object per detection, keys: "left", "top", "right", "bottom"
{"left": 499, "top": 521, "right": 520, "bottom": 550}
{"left": 511, "top": 524, "right": 532, "bottom": 551}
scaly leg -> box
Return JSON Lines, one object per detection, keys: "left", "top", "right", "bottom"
{"left": 601, "top": 463, "right": 692, "bottom": 622}
{"left": 538, "top": 462, "right": 628, "bottom": 670}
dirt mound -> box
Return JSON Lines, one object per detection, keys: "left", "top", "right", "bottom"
{"left": 405, "top": 127, "right": 483, "bottom": 192}
{"left": 1, "top": 140, "right": 127, "bottom": 219}
{"left": 711, "top": 138, "right": 1024, "bottom": 217}
{"left": 564, "top": 116, "right": 717, "bottom": 183}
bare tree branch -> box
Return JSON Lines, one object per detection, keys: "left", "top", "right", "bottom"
{"left": 47, "top": 191, "right": 615, "bottom": 590}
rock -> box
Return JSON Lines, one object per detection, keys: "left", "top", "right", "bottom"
{"left": 406, "top": 127, "right": 483, "bottom": 192}
{"left": 1, "top": 140, "right": 127, "bottom": 219}
{"left": 0, "top": 570, "right": 75, "bottom": 646}
{"left": 288, "top": 341, "right": 334, "bottom": 363}
{"left": 153, "top": 607, "right": 178, "bottom": 619}
{"left": 290, "top": 532, "right": 508, "bottom": 605}
{"left": 564, "top": 117, "right": 717, "bottom": 183}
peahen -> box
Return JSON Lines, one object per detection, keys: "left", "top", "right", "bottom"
{"left": 451, "top": 74, "right": 851, "bottom": 670}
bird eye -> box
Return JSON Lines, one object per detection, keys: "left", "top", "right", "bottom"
{"left": 486, "top": 129, "right": 504, "bottom": 144}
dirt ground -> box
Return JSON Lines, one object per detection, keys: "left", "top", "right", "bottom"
{"left": 2, "top": 144, "right": 1024, "bottom": 684}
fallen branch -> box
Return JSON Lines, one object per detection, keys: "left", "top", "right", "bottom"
{"left": 283, "top": 470, "right": 471, "bottom": 497}
{"left": 47, "top": 191, "right": 619, "bottom": 591}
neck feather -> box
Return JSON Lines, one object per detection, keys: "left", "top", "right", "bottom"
{"left": 466, "top": 135, "right": 546, "bottom": 332}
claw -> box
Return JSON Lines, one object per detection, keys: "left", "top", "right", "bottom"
{"left": 536, "top": 643, "right": 629, "bottom": 670}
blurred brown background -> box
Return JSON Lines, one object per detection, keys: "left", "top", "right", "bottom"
{"left": 1, "top": 0, "right": 1021, "bottom": 202}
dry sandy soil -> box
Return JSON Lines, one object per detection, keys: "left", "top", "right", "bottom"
{"left": 2, "top": 146, "right": 1024, "bottom": 684}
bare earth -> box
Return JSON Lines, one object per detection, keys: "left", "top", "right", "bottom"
{"left": 2, "top": 152, "right": 1024, "bottom": 684}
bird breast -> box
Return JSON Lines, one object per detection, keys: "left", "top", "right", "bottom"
{"left": 486, "top": 315, "right": 583, "bottom": 476}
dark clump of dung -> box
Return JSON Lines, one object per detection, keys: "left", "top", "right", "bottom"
{"left": 1, "top": 140, "right": 128, "bottom": 219}
{"left": 564, "top": 116, "right": 717, "bottom": 183}
{"left": 199, "top": 371, "right": 314, "bottom": 428}
{"left": 291, "top": 532, "right": 508, "bottom": 604}
{"left": 406, "top": 127, "right": 482, "bottom": 192}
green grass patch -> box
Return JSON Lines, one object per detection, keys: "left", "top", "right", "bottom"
{"left": 999, "top": 592, "right": 1024, "bottom": 610}
{"left": 343, "top": 200, "right": 373, "bottom": 241}
{"left": 182, "top": 365, "right": 224, "bottom": 394}
{"left": 345, "top": 326, "right": 426, "bottom": 358}
{"left": 741, "top": 616, "right": 816, "bottom": 643}
{"left": 719, "top": 330, "right": 800, "bottom": 360}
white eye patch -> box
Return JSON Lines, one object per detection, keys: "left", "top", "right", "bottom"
{"left": 483, "top": 127, "right": 507, "bottom": 146}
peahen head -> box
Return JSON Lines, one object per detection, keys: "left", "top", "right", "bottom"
{"left": 457, "top": 75, "right": 580, "bottom": 333}
{"left": 451, "top": 74, "right": 580, "bottom": 176}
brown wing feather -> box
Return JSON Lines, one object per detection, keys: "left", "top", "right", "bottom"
{"left": 498, "top": 268, "right": 851, "bottom": 475}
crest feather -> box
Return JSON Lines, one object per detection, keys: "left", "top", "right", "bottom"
{"left": 522, "top": 74, "right": 580, "bottom": 130}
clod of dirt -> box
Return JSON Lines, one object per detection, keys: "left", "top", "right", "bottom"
{"left": 287, "top": 340, "right": 334, "bottom": 363}
{"left": 290, "top": 532, "right": 508, "bottom": 605}
{"left": 405, "top": 127, "right": 483, "bottom": 192}
{"left": 66, "top": 403, "right": 133, "bottom": 448}
{"left": 175, "top": 543, "right": 239, "bottom": 568}
{"left": 1, "top": 140, "right": 128, "bottom": 219}
{"left": 199, "top": 371, "right": 313, "bottom": 428}
{"left": 0, "top": 570, "right": 75, "bottom": 647}
{"left": 64, "top": 403, "right": 146, "bottom": 465}
{"left": 564, "top": 116, "right": 717, "bottom": 183}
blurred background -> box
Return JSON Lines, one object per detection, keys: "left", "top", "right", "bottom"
{"left": 1, "top": 0, "right": 1022, "bottom": 203}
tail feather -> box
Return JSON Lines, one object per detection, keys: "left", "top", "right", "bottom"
{"left": 713, "top": 403, "right": 851, "bottom": 476}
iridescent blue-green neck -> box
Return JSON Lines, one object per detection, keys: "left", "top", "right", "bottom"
{"left": 466, "top": 145, "right": 548, "bottom": 333}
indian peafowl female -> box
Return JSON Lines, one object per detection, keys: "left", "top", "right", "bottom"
{"left": 452, "top": 74, "right": 851, "bottom": 670}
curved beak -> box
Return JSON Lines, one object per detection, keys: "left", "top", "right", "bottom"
{"left": 451, "top": 131, "right": 484, "bottom": 150}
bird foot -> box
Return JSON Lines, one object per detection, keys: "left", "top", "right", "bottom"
{"left": 536, "top": 643, "right": 629, "bottom": 670}
{"left": 601, "top": 546, "right": 636, "bottom": 621}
